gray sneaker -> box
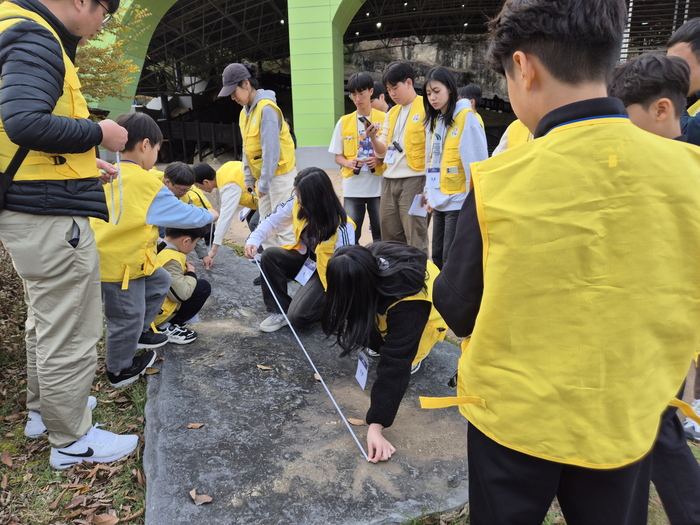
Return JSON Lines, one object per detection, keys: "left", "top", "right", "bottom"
{"left": 260, "top": 313, "right": 288, "bottom": 333}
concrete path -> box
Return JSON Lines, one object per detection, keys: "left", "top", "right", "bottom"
{"left": 144, "top": 246, "right": 469, "bottom": 525}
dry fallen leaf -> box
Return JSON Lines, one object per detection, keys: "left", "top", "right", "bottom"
{"left": 256, "top": 364, "right": 272, "bottom": 370}
{"left": 115, "top": 397, "right": 129, "bottom": 404}
{"left": 314, "top": 374, "right": 321, "bottom": 381}
{"left": 217, "top": 353, "right": 225, "bottom": 358}
{"left": 92, "top": 514, "right": 119, "bottom": 525}
{"left": 347, "top": 418, "right": 367, "bottom": 427}
{"left": 1, "top": 473, "right": 7, "bottom": 490}
{"left": 145, "top": 368, "right": 160, "bottom": 375}
{"left": 189, "top": 489, "right": 213, "bottom": 506}
{"left": 1, "top": 451, "right": 12, "bottom": 467}
{"left": 187, "top": 423, "right": 204, "bottom": 429}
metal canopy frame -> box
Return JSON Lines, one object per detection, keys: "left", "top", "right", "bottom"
{"left": 137, "top": 0, "right": 700, "bottom": 97}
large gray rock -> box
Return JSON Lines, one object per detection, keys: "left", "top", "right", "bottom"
{"left": 144, "top": 246, "right": 469, "bottom": 524}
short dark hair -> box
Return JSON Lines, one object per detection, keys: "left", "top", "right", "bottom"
{"left": 486, "top": 0, "right": 627, "bottom": 84}
{"left": 164, "top": 162, "right": 195, "bottom": 186}
{"left": 382, "top": 61, "right": 415, "bottom": 87}
{"left": 423, "top": 66, "right": 458, "bottom": 132}
{"left": 347, "top": 73, "right": 374, "bottom": 93}
{"left": 668, "top": 18, "right": 700, "bottom": 63}
{"left": 609, "top": 54, "right": 690, "bottom": 118}
{"left": 164, "top": 226, "right": 208, "bottom": 242}
{"left": 459, "top": 84, "right": 482, "bottom": 107}
{"left": 114, "top": 112, "right": 163, "bottom": 151}
{"left": 192, "top": 162, "right": 216, "bottom": 184}
{"left": 370, "top": 81, "right": 386, "bottom": 100}
{"left": 97, "top": 0, "right": 120, "bottom": 14}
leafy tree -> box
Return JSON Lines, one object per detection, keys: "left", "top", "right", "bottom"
{"left": 76, "top": 5, "right": 151, "bottom": 105}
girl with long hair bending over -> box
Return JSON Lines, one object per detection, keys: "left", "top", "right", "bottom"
{"left": 245, "top": 168, "right": 354, "bottom": 333}
{"left": 322, "top": 242, "right": 447, "bottom": 462}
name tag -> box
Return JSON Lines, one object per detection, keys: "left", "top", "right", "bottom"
{"left": 385, "top": 146, "right": 396, "bottom": 164}
{"left": 355, "top": 351, "right": 369, "bottom": 390}
{"left": 426, "top": 167, "right": 440, "bottom": 189}
{"left": 294, "top": 258, "right": 317, "bottom": 286}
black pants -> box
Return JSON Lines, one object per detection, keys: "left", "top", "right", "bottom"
{"left": 260, "top": 247, "right": 325, "bottom": 327}
{"left": 344, "top": 196, "right": 381, "bottom": 244}
{"left": 467, "top": 424, "right": 652, "bottom": 525}
{"left": 431, "top": 209, "right": 460, "bottom": 270}
{"left": 169, "top": 279, "right": 211, "bottom": 325}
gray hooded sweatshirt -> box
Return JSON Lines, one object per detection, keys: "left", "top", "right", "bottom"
{"left": 242, "top": 89, "right": 284, "bottom": 195}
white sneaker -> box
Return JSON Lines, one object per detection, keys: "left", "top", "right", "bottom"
{"left": 260, "top": 313, "right": 288, "bottom": 333}
{"left": 49, "top": 424, "right": 138, "bottom": 470}
{"left": 25, "top": 396, "right": 98, "bottom": 439}
{"left": 164, "top": 324, "right": 197, "bottom": 344}
{"left": 365, "top": 348, "right": 380, "bottom": 358}
{"left": 411, "top": 360, "right": 423, "bottom": 374}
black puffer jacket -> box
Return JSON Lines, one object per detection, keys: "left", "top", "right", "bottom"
{"left": 0, "top": 0, "right": 108, "bottom": 220}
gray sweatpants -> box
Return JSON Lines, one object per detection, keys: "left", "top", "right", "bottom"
{"left": 102, "top": 268, "right": 171, "bottom": 374}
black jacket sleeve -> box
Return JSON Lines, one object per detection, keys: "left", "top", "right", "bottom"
{"left": 0, "top": 20, "right": 102, "bottom": 154}
{"left": 433, "top": 190, "right": 484, "bottom": 337}
{"left": 366, "top": 300, "right": 431, "bottom": 428}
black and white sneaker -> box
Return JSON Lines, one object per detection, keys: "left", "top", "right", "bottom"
{"left": 106, "top": 350, "right": 157, "bottom": 388}
{"left": 49, "top": 424, "right": 138, "bottom": 469}
{"left": 137, "top": 330, "right": 168, "bottom": 349}
{"left": 164, "top": 324, "right": 197, "bottom": 345}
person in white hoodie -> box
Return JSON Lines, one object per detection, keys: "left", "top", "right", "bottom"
{"left": 219, "top": 62, "right": 297, "bottom": 249}
{"left": 422, "top": 66, "right": 488, "bottom": 269}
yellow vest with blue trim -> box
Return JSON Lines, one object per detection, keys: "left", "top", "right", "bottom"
{"left": 216, "top": 161, "right": 257, "bottom": 209}
{"left": 239, "top": 100, "right": 295, "bottom": 179}
{"left": 422, "top": 116, "right": 700, "bottom": 468}
{"left": 0, "top": 3, "right": 98, "bottom": 181}
{"left": 506, "top": 119, "right": 532, "bottom": 150}
{"left": 385, "top": 96, "right": 426, "bottom": 171}
{"left": 435, "top": 107, "right": 477, "bottom": 195}
{"left": 284, "top": 199, "right": 354, "bottom": 290}
{"left": 340, "top": 109, "right": 386, "bottom": 177}
{"left": 154, "top": 248, "right": 187, "bottom": 326}
{"left": 90, "top": 163, "right": 163, "bottom": 289}
{"left": 376, "top": 260, "right": 446, "bottom": 366}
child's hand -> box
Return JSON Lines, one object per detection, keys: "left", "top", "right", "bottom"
{"left": 202, "top": 256, "right": 214, "bottom": 269}
{"left": 186, "top": 262, "right": 195, "bottom": 273}
{"left": 366, "top": 423, "right": 395, "bottom": 463}
{"left": 244, "top": 244, "right": 258, "bottom": 259}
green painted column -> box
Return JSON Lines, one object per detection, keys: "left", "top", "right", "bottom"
{"left": 288, "top": 0, "right": 364, "bottom": 148}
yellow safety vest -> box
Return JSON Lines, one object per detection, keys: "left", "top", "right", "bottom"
{"left": 239, "top": 99, "right": 295, "bottom": 179}
{"left": 216, "top": 161, "right": 257, "bottom": 209}
{"left": 506, "top": 119, "right": 532, "bottom": 150}
{"left": 340, "top": 109, "right": 386, "bottom": 177}
{"left": 434, "top": 107, "right": 477, "bottom": 195}
{"left": 688, "top": 99, "right": 700, "bottom": 117}
{"left": 90, "top": 163, "right": 163, "bottom": 289}
{"left": 284, "top": 199, "right": 354, "bottom": 290}
{"left": 422, "top": 116, "right": 700, "bottom": 468}
{"left": 154, "top": 248, "right": 187, "bottom": 326}
{"left": 0, "top": 3, "right": 98, "bottom": 180}
{"left": 181, "top": 186, "right": 213, "bottom": 210}
{"left": 475, "top": 112, "right": 485, "bottom": 130}
{"left": 376, "top": 260, "right": 447, "bottom": 366}
{"left": 385, "top": 96, "right": 426, "bottom": 171}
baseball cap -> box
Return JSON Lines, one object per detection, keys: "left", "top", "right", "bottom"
{"left": 218, "top": 63, "right": 251, "bottom": 98}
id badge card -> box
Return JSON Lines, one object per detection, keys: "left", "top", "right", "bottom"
{"left": 355, "top": 351, "right": 369, "bottom": 390}
{"left": 294, "top": 258, "right": 317, "bottom": 286}
{"left": 426, "top": 167, "right": 440, "bottom": 189}
{"left": 385, "top": 146, "right": 396, "bottom": 164}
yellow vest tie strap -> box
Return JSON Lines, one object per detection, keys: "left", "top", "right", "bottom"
{"left": 120, "top": 264, "right": 130, "bottom": 290}
{"left": 420, "top": 396, "right": 487, "bottom": 409}
{"left": 668, "top": 398, "right": 700, "bottom": 426}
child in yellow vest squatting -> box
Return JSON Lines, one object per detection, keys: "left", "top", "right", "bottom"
{"left": 154, "top": 226, "right": 212, "bottom": 345}
{"left": 192, "top": 161, "right": 258, "bottom": 269}
{"left": 428, "top": 1, "right": 700, "bottom": 523}
{"left": 91, "top": 113, "right": 219, "bottom": 389}
{"left": 161, "top": 162, "right": 215, "bottom": 268}
{"left": 608, "top": 53, "right": 700, "bottom": 524}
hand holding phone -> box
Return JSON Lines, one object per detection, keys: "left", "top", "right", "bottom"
{"left": 358, "top": 115, "right": 371, "bottom": 126}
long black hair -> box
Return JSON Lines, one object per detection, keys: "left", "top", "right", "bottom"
{"left": 423, "top": 66, "right": 458, "bottom": 132}
{"left": 322, "top": 242, "right": 428, "bottom": 356}
{"left": 293, "top": 167, "right": 346, "bottom": 244}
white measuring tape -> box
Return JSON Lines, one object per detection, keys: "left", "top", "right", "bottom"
{"left": 109, "top": 151, "right": 123, "bottom": 225}
{"left": 253, "top": 256, "right": 369, "bottom": 461}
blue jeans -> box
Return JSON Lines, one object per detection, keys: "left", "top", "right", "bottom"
{"left": 343, "top": 197, "right": 381, "bottom": 244}
{"left": 431, "top": 209, "right": 460, "bottom": 270}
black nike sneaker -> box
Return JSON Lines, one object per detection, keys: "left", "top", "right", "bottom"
{"left": 137, "top": 330, "right": 168, "bottom": 349}
{"left": 106, "top": 350, "right": 157, "bottom": 388}
{"left": 49, "top": 424, "right": 138, "bottom": 469}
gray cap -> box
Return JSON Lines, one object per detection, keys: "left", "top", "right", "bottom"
{"left": 218, "top": 63, "right": 251, "bottom": 98}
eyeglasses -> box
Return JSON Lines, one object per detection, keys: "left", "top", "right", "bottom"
{"left": 348, "top": 90, "right": 369, "bottom": 100}
{"left": 93, "top": 0, "right": 113, "bottom": 24}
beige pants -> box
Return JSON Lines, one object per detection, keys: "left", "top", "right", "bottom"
{"left": 0, "top": 211, "right": 101, "bottom": 447}
{"left": 258, "top": 168, "right": 297, "bottom": 249}
{"left": 380, "top": 176, "right": 429, "bottom": 255}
